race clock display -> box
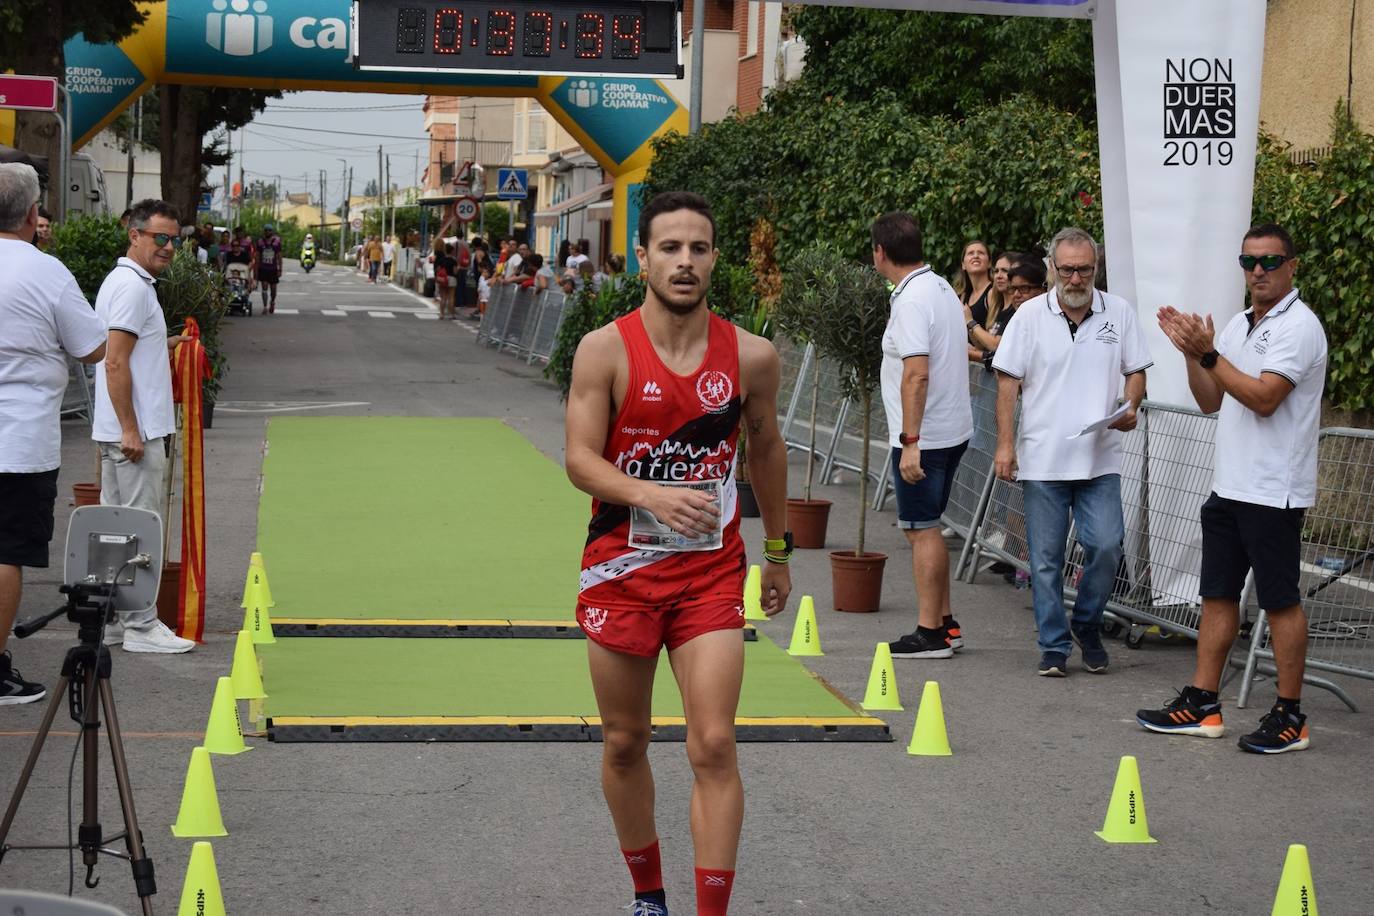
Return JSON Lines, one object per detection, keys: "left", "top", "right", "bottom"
{"left": 353, "top": 0, "right": 682, "bottom": 77}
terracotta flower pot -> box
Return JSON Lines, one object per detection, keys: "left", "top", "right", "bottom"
{"left": 156, "top": 561, "right": 182, "bottom": 631}
{"left": 829, "top": 550, "right": 888, "bottom": 613}
{"left": 736, "top": 479, "right": 761, "bottom": 518}
{"left": 72, "top": 482, "right": 101, "bottom": 507}
{"left": 787, "top": 498, "right": 832, "bottom": 549}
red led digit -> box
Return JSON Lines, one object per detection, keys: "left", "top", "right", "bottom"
{"left": 433, "top": 8, "right": 462, "bottom": 54}
{"left": 486, "top": 9, "right": 515, "bottom": 56}
{"left": 611, "top": 14, "right": 641, "bottom": 59}
{"left": 575, "top": 12, "right": 604, "bottom": 59}
{"left": 471, "top": 17, "right": 480, "bottom": 46}
{"left": 523, "top": 11, "right": 552, "bottom": 56}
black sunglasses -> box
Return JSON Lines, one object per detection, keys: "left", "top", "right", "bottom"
{"left": 136, "top": 229, "right": 174, "bottom": 248}
{"left": 1238, "top": 254, "right": 1291, "bottom": 272}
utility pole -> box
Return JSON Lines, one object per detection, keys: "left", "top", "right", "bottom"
{"left": 319, "top": 169, "right": 326, "bottom": 240}
{"left": 377, "top": 144, "right": 383, "bottom": 238}
{"left": 224, "top": 129, "right": 232, "bottom": 228}
{"left": 385, "top": 153, "right": 392, "bottom": 241}
{"left": 337, "top": 158, "right": 349, "bottom": 260}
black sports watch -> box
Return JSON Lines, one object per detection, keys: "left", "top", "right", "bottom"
{"left": 1199, "top": 350, "right": 1220, "bottom": 369}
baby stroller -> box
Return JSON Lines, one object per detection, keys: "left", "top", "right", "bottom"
{"left": 225, "top": 263, "right": 253, "bottom": 316}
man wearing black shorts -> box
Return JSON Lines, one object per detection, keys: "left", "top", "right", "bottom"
{"left": 0, "top": 163, "right": 108, "bottom": 704}
{"left": 872, "top": 212, "right": 973, "bottom": 659}
{"left": 1140, "top": 223, "right": 1327, "bottom": 754}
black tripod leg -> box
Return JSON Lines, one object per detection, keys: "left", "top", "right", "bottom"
{"left": 98, "top": 679, "right": 156, "bottom": 915}
{"left": 0, "top": 676, "right": 71, "bottom": 854}
{"left": 80, "top": 670, "right": 102, "bottom": 885}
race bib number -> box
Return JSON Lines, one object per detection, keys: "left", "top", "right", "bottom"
{"left": 261, "top": 248, "right": 276, "bottom": 265}
{"left": 629, "top": 479, "right": 724, "bottom": 552}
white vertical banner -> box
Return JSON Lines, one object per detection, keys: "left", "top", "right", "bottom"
{"left": 1107, "top": 0, "right": 1267, "bottom": 610}
{"left": 1114, "top": 0, "right": 1267, "bottom": 406}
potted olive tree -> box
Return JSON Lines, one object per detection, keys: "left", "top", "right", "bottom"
{"left": 806, "top": 253, "right": 891, "bottom": 612}
{"left": 773, "top": 243, "right": 841, "bottom": 548}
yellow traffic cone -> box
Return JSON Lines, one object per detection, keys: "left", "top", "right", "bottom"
{"left": 242, "top": 597, "right": 276, "bottom": 645}
{"left": 230, "top": 630, "right": 266, "bottom": 701}
{"left": 1095, "top": 755, "right": 1157, "bottom": 843}
{"left": 239, "top": 561, "right": 274, "bottom": 609}
{"left": 786, "top": 595, "right": 823, "bottom": 656}
{"left": 177, "top": 841, "right": 227, "bottom": 916}
{"left": 1271, "top": 844, "right": 1319, "bottom": 915}
{"left": 906, "top": 680, "right": 951, "bottom": 756}
{"left": 171, "top": 747, "right": 228, "bottom": 837}
{"left": 862, "top": 643, "right": 903, "bottom": 711}
{"left": 743, "top": 565, "right": 766, "bottom": 621}
{"left": 204, "top": 677, "right": 251, "bottom": 756}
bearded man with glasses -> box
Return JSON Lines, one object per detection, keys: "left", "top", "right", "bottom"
{"left": 991, "top": 227, "right": 1152, "bottom": 677}
{"left": 1139, "top": 223, "right": 1327, "bottom": 754}
{"left": 90, "top": 198, "right": 195, "bottom": 654}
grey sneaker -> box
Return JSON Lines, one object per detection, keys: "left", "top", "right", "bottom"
{"left": 122, "top": 621, "right": 195, "bottom": 654}
{"left": 102, "top": 620, "right": 124, "bottom": 646}
{"left": 1071, "top": 623, "right": 1109, "bottom": 673}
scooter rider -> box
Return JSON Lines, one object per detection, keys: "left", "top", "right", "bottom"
{"left": 300, "top": 233, "right": 317, "bottom": 273}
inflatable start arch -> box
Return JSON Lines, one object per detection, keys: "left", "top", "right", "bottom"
{"left": 52, "top": 0, "right": 689, "bottom": 259}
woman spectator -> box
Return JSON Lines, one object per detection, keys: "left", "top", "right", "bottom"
{"left": 968, "top": 251, "right": 1018, "bottom": 361}
{"left": 532, "top": 254, "right": 554, "bottom": 293}
{"left": 967, "top": 258, "right": 1046, "bottom": 366}
{"left": 953, "top": 240, "right": 994, "bottom": 329}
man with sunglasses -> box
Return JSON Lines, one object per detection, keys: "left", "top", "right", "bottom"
{"left": 992, "top": 227, "right": 1151, "bottom": 677}
{"left": 1139, "top": 224, "right": 1327, "bottom": 754}
{"left": 91, "top": 198, "right": 195, "bottom": 654}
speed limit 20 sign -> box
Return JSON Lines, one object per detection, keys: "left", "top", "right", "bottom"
{"left": 454, "top": 196, "right": 480, "bottom": 223}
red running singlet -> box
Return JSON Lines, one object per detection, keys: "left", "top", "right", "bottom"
{"left": 578, "top": 308, "right": 746, "bottom": 611}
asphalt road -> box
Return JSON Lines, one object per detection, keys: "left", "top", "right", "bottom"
{"left": 3, "top": 262, "right": 1370, "bottom": 915}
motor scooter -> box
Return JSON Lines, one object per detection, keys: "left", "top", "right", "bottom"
{"left": 301, "top": 246, "right": 317, "bottom": 273}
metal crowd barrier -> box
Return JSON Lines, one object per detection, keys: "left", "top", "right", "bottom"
{"left": 478, "top": 283, "right": 514, "bottom": 346}
{"left": 61, "top": 358, "right": 95, "bottom": 421}
{"left": 773, "top": 334, "right": 1374, "bottom": 706}
{"left": 527, "top": 291, "right": 568, "bottom": 365}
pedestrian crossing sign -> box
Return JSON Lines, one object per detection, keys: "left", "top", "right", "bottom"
{"left": 496, "top": 168, "right": 528, "bottom": 200}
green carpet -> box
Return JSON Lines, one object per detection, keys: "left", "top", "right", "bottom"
{"left": 259, "top": 635, "right": 857, "bottom": 719}
{"left": 256, "top": 417, "right": 588, "bottom": 620}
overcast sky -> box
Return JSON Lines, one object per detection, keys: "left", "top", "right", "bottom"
{"left": 225, "top": 91, "right": 432, "bottom": 207}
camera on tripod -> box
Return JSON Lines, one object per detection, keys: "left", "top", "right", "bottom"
{"left": 1, "top": 506, "right": 165, "bottom": 915}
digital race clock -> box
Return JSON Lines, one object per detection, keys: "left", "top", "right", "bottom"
{"left": 352, "top": 0, "right": 682, "bottom": 78}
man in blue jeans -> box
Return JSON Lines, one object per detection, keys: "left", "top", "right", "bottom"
{"left": 992, "top": 228, "right": 1150, "bottom": 676}
{"left": 871, "top": 212, "right": 973, "bottom": 659}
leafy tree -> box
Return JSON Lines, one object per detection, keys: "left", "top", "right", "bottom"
{"left": 0, "top": 1, "right": 146, "bottom": 211}
{"left": 362, "top": 179, "right": 380, "bottom": 198}
{"left": 159, "top": 86, "right": 279, "bottom": 231}
{"left": 787, "top": 7, "right": 1095, "bottom": 120}
{"left": 481, "top": 202, "right": 511, "bottom": 240}
{"left": 49, "top": 213, "right": 129, "bottom": 303}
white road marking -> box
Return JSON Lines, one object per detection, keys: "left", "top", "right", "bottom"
{"left": 273, "top": 308, "right": 300, "bottom": 315}
{"left": 321, "top": 309, "right": 347, "bottom": 316}
{"left": 217, "top": 400, "right": 372, "bottom": 413}
{"left": 416, "top": 312, "right": 439, "bottom": 320}
{"left": 367, "top": 311, "right": 396, "bottom": 319}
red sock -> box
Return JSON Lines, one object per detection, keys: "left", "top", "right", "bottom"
{"left": 695, "top": 867, "right": 735, "bottom": 916}
{"left": 622, "top": 840, "right": 663, "bottom": 895}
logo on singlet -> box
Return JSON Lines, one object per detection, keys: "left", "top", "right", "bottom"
{"left": 641, "top": 380, "right": 663, "bottom": 402}
{"left": 581, "top": 606, "right": 608, "bottom": 634}
{"left": 696, "top": 370, "right": 733, "bottom": 414}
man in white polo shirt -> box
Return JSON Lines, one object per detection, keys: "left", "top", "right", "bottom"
{"left": 0, "top": 163, "right": 108, "bottom": 705}
{"left": 92, "top": 198, "right": 195, "bottom": 654}
{"left": 871, "top": 212, "right": 974, "bottom": 659}
{"left": 993, "top": 227, "right": 1150, "bottom": 677}
{"left": 1139, "top": 223, "right": 1326, "bottom": 755}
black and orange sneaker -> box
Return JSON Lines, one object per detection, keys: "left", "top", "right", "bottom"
{"left": 889, "top": 627, "right": 953, "bottom": 659}
{"left": 1237, "top": 705, "right": 1310, "bottom": 754}
{"left": 943, "top": 617, "right": 964, "bottom": 651}
{"left": 1136, "top": 687, "right": 1224, "bottom": 738}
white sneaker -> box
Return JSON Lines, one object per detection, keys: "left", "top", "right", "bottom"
{"left": 102, "top": 621, "right": 125, "bottom": 646}
{"left": 940, "top": 526, "right": 958, "bottom": 539}
{"left": 121, "top": 621, "right": 195, "bottom": 654}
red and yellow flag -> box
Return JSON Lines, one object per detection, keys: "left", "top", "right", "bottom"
{"left": 172, "top": 318, "right": 212, "bottom": 642}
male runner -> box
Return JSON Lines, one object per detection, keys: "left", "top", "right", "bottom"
{"left": 565, "top": 191, "right": 792, "bottom": 916}
{"left": 254, "top": 224, "right": 283, "bottom": 313}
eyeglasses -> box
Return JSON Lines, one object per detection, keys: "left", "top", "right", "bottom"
{"left": 1238, "top": 254, "right": 1291, "bottom": 272}
{"left": 1054, "top": 264, "right": 1096, "bottom": 279}
{"left": 1008, "top": 284, "right": 1044, "bottom": 297}
{"left": 136, "top": 230, "right": 174, "bottom": 248}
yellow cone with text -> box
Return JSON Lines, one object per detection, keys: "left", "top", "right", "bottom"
{"left": 171, "top": 747, "right": 227, "bottom": 838}
{"left": 1271, "top": 844, "right": 1319, "bottom": 916}
{"left": 204, "top": 676, "right": 251, "bottom": 756}
{"left": 1095, "top": 755, "right": 1157, "bottom": 843}
{"left": 742, "top": 565, "right": 766, "bottom": 621}
{"left": 177, "top": 842, "right": 227, "bottom": 916}
{"left": 242, "top": 597, "right": 276, "bottom": 645}
{"left": 787, "top": 595, "right": 823, "bottom": 656}
{"left": 906, "top": 680, "right": 951, "bottom": 756}
{"left": 230, "top": 630, "right": 267, "bottom": 700}
{"left": 862, "top": 642, "right": 903, "bottom": 711}
{"left": 240, "top": 556, "right": 275, "bottom": 609}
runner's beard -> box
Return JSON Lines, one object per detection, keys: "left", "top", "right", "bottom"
{"left": 1056, "top": 280, "right": 1093, "bottom": 310}
{"left": 648, "top": 275, "right": 709, "bottom": 315}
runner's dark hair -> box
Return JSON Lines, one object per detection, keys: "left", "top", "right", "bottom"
{"left": 638, "top": 191, "right": 716, "bottom": 248}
